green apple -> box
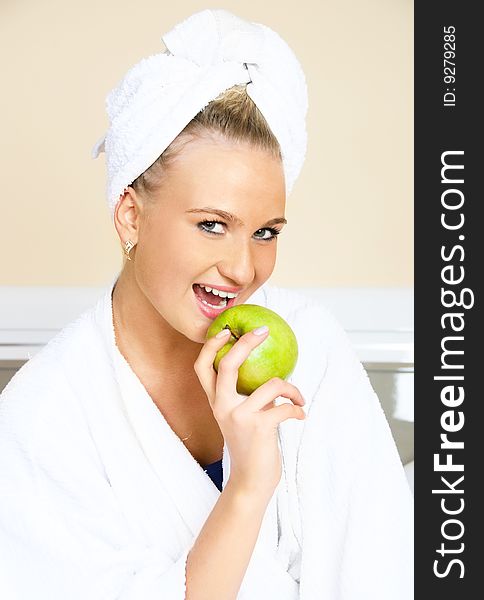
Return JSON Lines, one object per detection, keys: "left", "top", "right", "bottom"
{"left": 205, "top": 304, "right": 298, "bottom": 395}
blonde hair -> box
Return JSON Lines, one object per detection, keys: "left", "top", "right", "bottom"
{"left": 130, "top": 85, "right": 281, "bottom": 198}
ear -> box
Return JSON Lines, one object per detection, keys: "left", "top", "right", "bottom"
{"left": 113, "top": 186, "right": 142, "bottom": 246}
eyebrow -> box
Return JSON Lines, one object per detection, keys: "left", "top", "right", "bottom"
{"left": 185, "top": 207, "right": 287, "bottom": 228}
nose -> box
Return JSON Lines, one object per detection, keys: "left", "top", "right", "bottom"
{"left": 216, "top": 237, "right": 256, "bottom": 288}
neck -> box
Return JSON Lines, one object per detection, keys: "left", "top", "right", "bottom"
{"left": 111, "top": 268, "right": 202, "bottom": 378}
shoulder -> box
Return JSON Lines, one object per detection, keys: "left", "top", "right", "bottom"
{"left": 0, "top": 302, "right": 115, "bottom": 519}
{"left": 255, "top": 283, "right": 365, "bottom": 398}
{"left": 1, "top": 306, "right": 95, "bottom": 399}
{"left": 258, "top": 283, "right": 355, "bottom": 354}
{"left": 0, "top": 300, "right": 104, "bottom": 458}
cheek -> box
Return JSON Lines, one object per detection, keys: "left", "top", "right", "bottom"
{"left": 134, "top": 226, "right": 184, "bottom": 290}
{"left": 139, "top": 222, "right": 184, "bottom": 264}
{"left": 255, "top": 245, "right": 278, "bottom": 281}
{"left": 138, "top": 225, "right": 214, "bottom": 285}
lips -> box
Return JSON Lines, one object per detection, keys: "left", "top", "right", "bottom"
{"left": 192, "top": 284, "right": 239, "bottom": 319}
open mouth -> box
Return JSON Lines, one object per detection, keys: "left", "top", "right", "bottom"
{"left": 192, "top": 284, "right": 238, "bottom": 310}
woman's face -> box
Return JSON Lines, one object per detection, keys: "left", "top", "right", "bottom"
{"left": 122, "top": 135, "right": 286, "bottom": 344}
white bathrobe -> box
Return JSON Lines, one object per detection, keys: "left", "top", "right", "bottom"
{"left": 0, "top": 279, "right": 413, "bottom": 599}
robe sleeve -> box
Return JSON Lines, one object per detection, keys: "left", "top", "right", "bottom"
{"left": 294, "top": 302, "right": 414, "bottom": 599}
{"left": 0, "top": 374, "right": 190, "bottom": 600}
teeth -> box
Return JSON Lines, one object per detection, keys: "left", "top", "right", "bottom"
{"left": 198, "top": 284, "right": 238, "bottom": 299}
{"left": 201, "top": 298, "right": 228, "bottom": 309}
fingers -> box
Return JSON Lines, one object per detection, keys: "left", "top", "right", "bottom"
{"left": 259, "top": 402, "right": 306, "bottom": 429}
{"left": 243, "top": 378, "right": 305, "bottom": 413}
{"left": 214, "top": 327, "right": 270, "bottom": 400}
{"left": 193, "top": 328, "right": 233, "bottom": 402}
{"left": 194, "top": 327, "right": 303, "bottom": 428}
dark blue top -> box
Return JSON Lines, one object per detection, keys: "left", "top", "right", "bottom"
{"left": 203, "top": 458, "right": 223, "bottom": 491}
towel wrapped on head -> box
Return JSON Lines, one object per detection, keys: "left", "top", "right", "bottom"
{"left": 91, "top": 9, "right": 308, "bottom": 220}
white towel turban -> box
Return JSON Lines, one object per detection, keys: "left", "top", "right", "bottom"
{"left": 91, "top": 9, "right": 308, "bottom": 220}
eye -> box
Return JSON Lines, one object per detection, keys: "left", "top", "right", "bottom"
{"left": 253, "top": 228, "right": 281, "bottom": 241}
{"left": 197, "top": 220, "right": 282, "bottom": 241}
{"left": 198, "top": 220, "right": 225, "bottom": 235}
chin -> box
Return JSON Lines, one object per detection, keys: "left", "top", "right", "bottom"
{"left": 189, "top": 331, "right": 207, "bottom": 345}
{"left": 180, "top": 322, "right": 209, "bottom": 345}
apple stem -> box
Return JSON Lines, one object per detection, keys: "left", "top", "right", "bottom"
{"left": 223, "top": 325, "right": 239, "bottom": 340}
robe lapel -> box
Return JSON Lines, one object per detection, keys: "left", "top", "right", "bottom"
{"left": 91, "top": 281, "right": 298, "bottom": 597}
{"left": 101, "top": 285, "right": 222, "bottom": 538}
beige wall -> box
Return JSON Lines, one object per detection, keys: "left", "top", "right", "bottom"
{"left": 1, "top": 0, "right": 413, "bottom": 287}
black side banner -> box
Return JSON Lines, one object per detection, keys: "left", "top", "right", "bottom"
{"left": 415, "top": 2, "right": 482, "bottom": 597}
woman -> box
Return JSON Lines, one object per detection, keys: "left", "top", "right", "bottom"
{"left": 0, "top": 9, "right": 413, "bottom": 600}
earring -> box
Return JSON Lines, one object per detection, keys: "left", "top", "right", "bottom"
{"left": 124, "top": 239, "right": 136, "bottom": 261}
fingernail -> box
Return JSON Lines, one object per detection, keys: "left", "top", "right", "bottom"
{"left": 216, "top": 328, "right": 231, "bottom": 338}
{"left": 253, "top": 325, "right": 269, "bottom": 336}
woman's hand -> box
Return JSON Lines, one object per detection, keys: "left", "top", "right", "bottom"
{"left": 194, "top": 326, "right": 306, "bottom": 500}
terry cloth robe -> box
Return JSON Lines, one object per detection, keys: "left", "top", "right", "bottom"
{"left": 0, "top": 278, "right": 413, "bottom": 599}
